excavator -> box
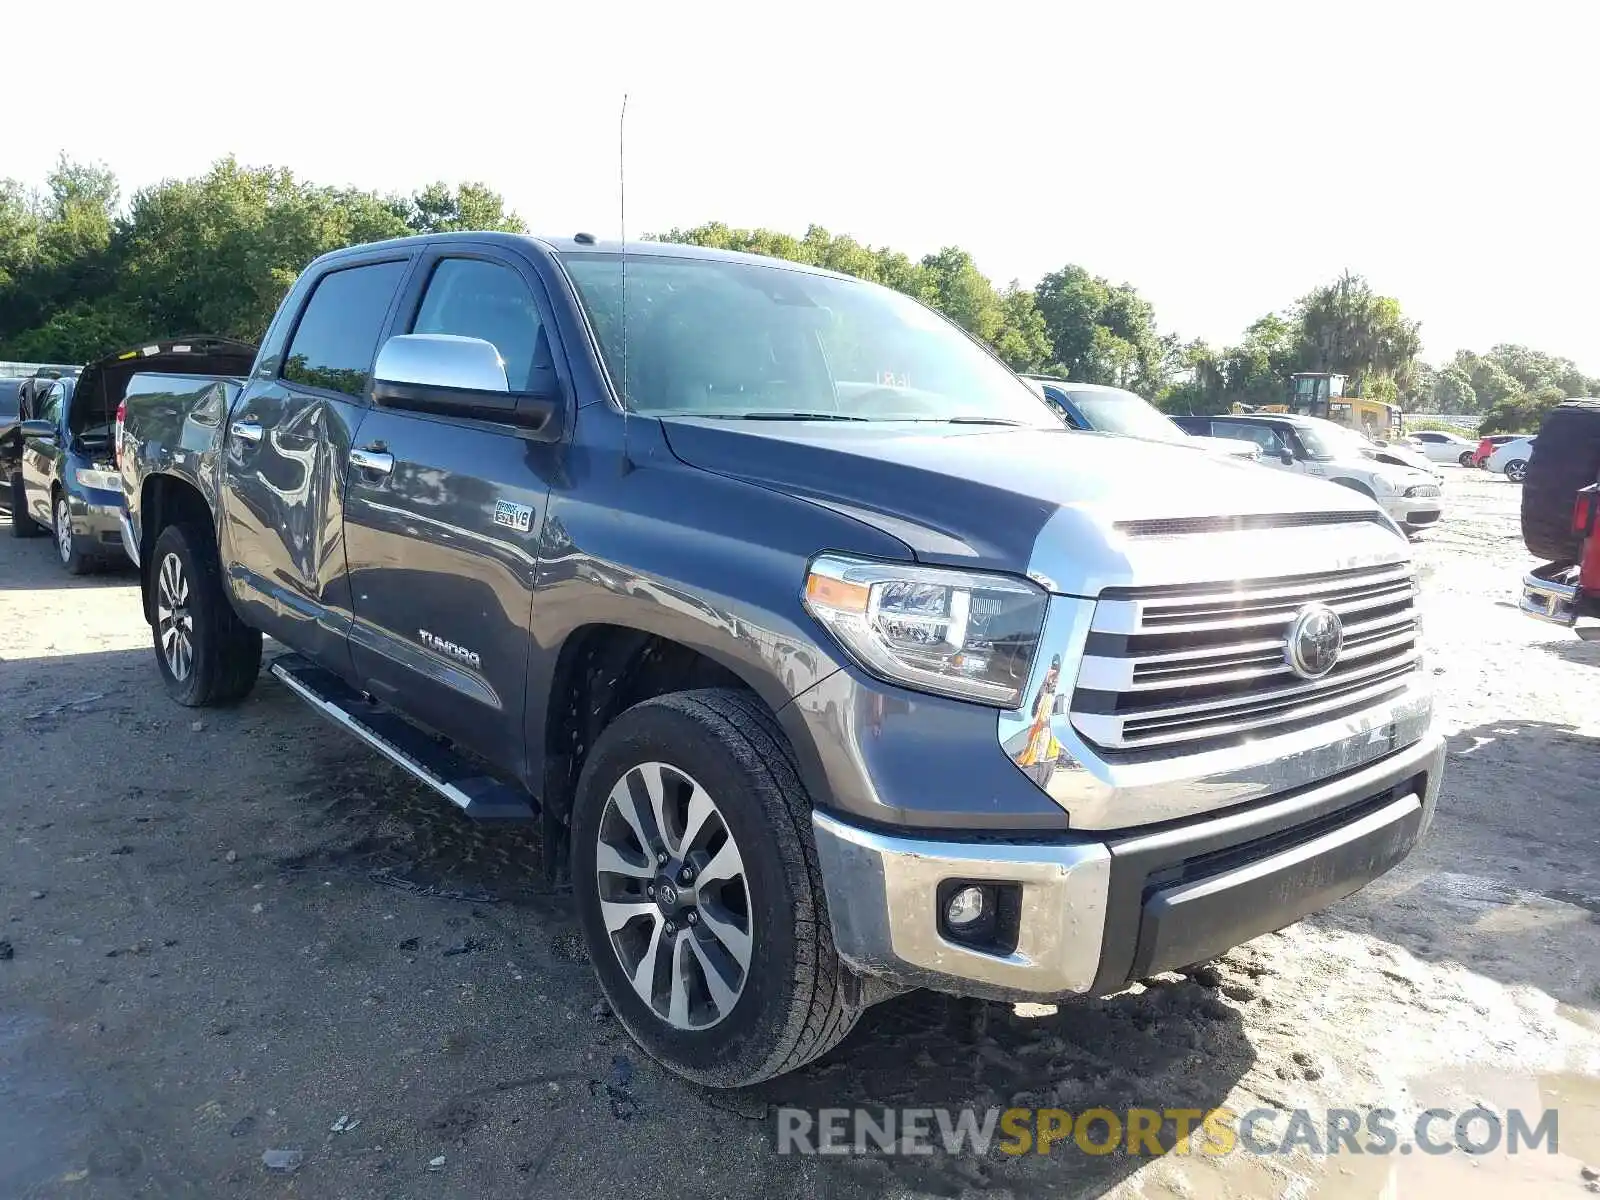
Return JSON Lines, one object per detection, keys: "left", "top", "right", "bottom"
{"left": 1231, "top": 372, "right": 1404, "bottom": 439}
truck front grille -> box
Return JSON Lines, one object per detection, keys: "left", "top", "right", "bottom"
{"left": 1070, "top": 563, "right": 1420, "bottom": 751}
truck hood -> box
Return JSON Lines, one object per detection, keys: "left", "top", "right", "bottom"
{"left": 660, "top": 419, "right": 1405, "bottom": 594}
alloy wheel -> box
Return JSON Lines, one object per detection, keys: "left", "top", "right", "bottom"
{"left": 54, "top": 498, "right": 72, "bottom": 564}
{"left": 1507, "top": 460, "right": 1528, "bottom": 482}
{"left": 156, "top": 551, "right": 194, "bottom": 681}
{"left": 595, "top": 761, "right": 752, "bottom": 1030}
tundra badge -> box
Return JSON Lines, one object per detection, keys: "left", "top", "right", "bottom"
{"left": 494, "top": 499, "right": 534, "bottom": 533}
{"left": 419, "top": 630, "right": 482, "bottom": 669}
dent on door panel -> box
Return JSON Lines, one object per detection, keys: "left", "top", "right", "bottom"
{"left": 220, "top": 386, "right": 365, "bottom": 669}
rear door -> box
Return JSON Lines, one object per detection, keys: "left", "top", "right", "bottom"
{"left": 341, "top": 245, "right": 564, "bottom": 775}
{"left": 220, "top": 253, "right": 412, "bottom": 672}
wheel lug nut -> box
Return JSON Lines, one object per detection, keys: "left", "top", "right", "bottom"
{"left": 679, "top": 867, "right": 693, "bottom": 884}
{"left": 664, "top": 921, "right": 676, "bottom": 935}
{"left": 646, "top": 885, "right": 655, "bottom": 898}
{"left": 686, "top": 911, "right": 697, "bottom": 925}
{"left": 656, "top": 852, "right": 668, "bottom": 866}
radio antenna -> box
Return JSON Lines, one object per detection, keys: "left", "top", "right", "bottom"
{"left": 618, "top": 92, "right": 631, "bottom": 466}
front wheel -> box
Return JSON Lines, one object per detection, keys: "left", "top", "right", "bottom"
{"left": 1505, "top": 459, "right": 1529, "bottom": 482}
{"left": 148, "top": 523, "right": 262, "bottom": 706}
{"left": 571, "top": 688, "right": 862, "bottom": 1086}
{"left": 54, "top": 493, "right": 94, "bottom": 575}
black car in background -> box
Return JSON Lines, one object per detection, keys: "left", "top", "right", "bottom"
{"left": 15, "top": 340, "right": 255, "bottom": 572}
{"left": 6, "top": 369, "right": 78, "bottom": 523}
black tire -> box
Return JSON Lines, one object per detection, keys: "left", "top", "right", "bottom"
{"left": 1521, "top": 400, "right": 1600, "bottom": 561}
{"left": 9, "top": 473, "right": 43, "bottom": 538}
{"left": 1504, "top": 459, "right": 1529, "bottom": 483}
{"left": 1458, "top": 450, "right": 1475, "bottom": 468}
{"left": 148, "top": 523, "right": 262, "bottom": 707}
{"left": 571, "top": 688, "right": 862, "bottom": 1087}
{"left": 52, "top": 490, "right": 95, "bottom": 575}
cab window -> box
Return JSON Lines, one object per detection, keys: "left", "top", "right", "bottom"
{"left": 410, "top": 258, "right": 550, "bottom": 391}
{"left": 282, "top": 260, "right": 409, "bottom": 397}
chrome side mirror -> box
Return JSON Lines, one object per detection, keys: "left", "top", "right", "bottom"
{"left": 372, "top": 334, "right": 563, "bottom": 440}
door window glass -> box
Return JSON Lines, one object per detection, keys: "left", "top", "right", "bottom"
{"left": 282, "top": 261, "right": 408, "bottom": 397}
{"left": 411, "top": 258, "right": 549, "bottom": 390}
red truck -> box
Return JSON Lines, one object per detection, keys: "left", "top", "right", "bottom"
{"left": 1523, "top": 483, "right": 1600, "bottom": 638}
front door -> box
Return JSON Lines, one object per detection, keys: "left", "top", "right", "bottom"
{"left": 219, "top": 255, "right": 412, "bottom": 671}
{"left": 341, "top": 248, "right": 564, "bottom": 776}
{"left": 20, "top": 379, "right": 67, "bottom": 527}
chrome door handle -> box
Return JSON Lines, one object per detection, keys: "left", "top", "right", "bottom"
{"left": 350, "top": 448, "right": 394, "bottom": 475}
{"left": 231, "top": 421, "right": 264, "bottom": 444}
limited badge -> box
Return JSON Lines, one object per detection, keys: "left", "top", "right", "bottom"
{"left": 493, "top": 499, "right": 534, "bottom": 533}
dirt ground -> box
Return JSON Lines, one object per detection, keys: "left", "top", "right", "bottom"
{"left": 2, "top": 467, "right": 1598, "bottom": 1199}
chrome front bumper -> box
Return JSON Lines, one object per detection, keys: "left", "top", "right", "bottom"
{"left": 813, "top": 731, "right": 1443, "bottom": 1001}
{"left": 1521, "top": 563, "right": 1579, "bottom": 627}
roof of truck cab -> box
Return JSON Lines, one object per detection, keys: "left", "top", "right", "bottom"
{"left": 311, "top": 231, "right": 861, "bottom": 281}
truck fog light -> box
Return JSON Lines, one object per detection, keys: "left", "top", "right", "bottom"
{"left": 946, "top": 885, "right": 987, "bottom": 928}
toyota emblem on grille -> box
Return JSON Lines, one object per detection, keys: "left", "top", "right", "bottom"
{"left": 1285, "top": 603, "right": 1343, "bottom": 679}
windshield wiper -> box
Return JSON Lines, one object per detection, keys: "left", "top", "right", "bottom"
{"left": 940, "top": 416, "right": 1028, "bottom": 426}
{"left": 711, "top": 411, "right": 870, "bottom": 422}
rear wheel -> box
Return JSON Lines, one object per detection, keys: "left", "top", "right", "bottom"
{"left": 571, "top": 688, "right": 862, "bottom": 1086}
{"left": 1458, "top": 450, "right": 1475, "bottom": 467}
{"left": 149, "top": 523, "right": 262, "bottom": 706}
{"left": 1505, "top": 459, "right": 1529, "bottom": 483}
{"left": 54, "top": 492, "right": 94, "bottom": 575}
{"left": 9, "top": 474, "right": 43, "bottom": 538}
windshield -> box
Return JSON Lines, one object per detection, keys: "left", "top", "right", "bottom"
{"left": 562, "top": 253, "right": 1058, "bottom": 426}
{"left": 1291, "top": 420, "right": 1342, "bottom": 459}
{"left": 1062, "top": 388, "right": 1185, "bottom": 442}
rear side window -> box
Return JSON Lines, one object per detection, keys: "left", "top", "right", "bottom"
{"left": 410, "top": 258, "right": 549, "bottom": 390}
{"left": 282, "top": 261, "right": 408, "bottom": 397}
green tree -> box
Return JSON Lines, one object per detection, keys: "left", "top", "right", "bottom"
{"left": 1432, "top": 366, "right": 1477, "bottom": 412}
{"left": 395, "top": 181, "right": 526, "bottom": 235}
{"left": 1293, "top": 271, "right": 1422, "bottom": 397}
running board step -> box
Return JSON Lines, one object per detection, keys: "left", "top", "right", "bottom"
{"left": 269, "top": 655, "right": 536, "bottom": 821}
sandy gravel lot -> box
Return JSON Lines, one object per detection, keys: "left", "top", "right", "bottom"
{"left": 2, "top": 466, "right": 1598, "bottom": 1199}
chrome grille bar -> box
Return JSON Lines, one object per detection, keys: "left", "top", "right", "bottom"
{"left": 1071, "top": 562, "right": 1421, "bottom": 750}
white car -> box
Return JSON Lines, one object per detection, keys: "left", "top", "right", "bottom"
{"left": 1312, "top": 420, "right": 1444, "bottom": 483}
{"left": 1485, "top": 436, "right": 1536, "bottom": 481}
{"left": 1183, "top": 413, "right": 1445, "bottom": 533}
{"left": 1405, "top": 429, "right": 1479, "bottom": 466}
{"left": 1022, "top": 378, "right": 1262, "bottom": 461}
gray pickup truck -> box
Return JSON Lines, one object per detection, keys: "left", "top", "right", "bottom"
{"left": 119, "top": 232, "right": 1443, "bottom": 1086}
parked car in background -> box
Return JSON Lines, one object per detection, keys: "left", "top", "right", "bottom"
{"left": 1022, "top": 377, "right": 1261, "bottom": 461}
{"left": 1485, "top": 436, "right": 1536, "bottom": 481}
{"left": 1405, "top": 429, "right": 1478, "bottom": 466}
{"left": 120, "top": 231, "right": 1441, "bottom": 1087}
{"left": 6, "top": 369, "right": 77, "bottom": 520}
{"left": 15, "top": 339, "right": 255, "bottom": 570}
{"left": 1320, "top": 421, "right": 1441, "bottom": 482}
{"left": 0, "top": 378, "right": 21, "bottom": 503}
{"left": 1471, "top": 434, "right": 1520, "bottom": 468}
{"left": 1519, "top": 402, "right": 1600, "bottom": 635}
{"left": 1176, "top": 412, "right": 1444, "bottom": 533}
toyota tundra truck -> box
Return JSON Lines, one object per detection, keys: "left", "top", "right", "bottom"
{"left": 119, "top": 232, "right": 1442, "bottom": 1087}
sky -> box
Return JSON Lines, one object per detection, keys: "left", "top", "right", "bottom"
{"left": 11, "top": 1, "right": 1598, "bottom": 372}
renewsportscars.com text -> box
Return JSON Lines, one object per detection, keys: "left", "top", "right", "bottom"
{"left": 775, "top": 1105, "right": 1560, "bottom": 1158}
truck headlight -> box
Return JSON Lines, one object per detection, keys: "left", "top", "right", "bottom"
{"left": 75, "top": 467, "right": 122, "bottom": 492}
{"left": 802, "top": 554, "right": 1047, "bottom": 708}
